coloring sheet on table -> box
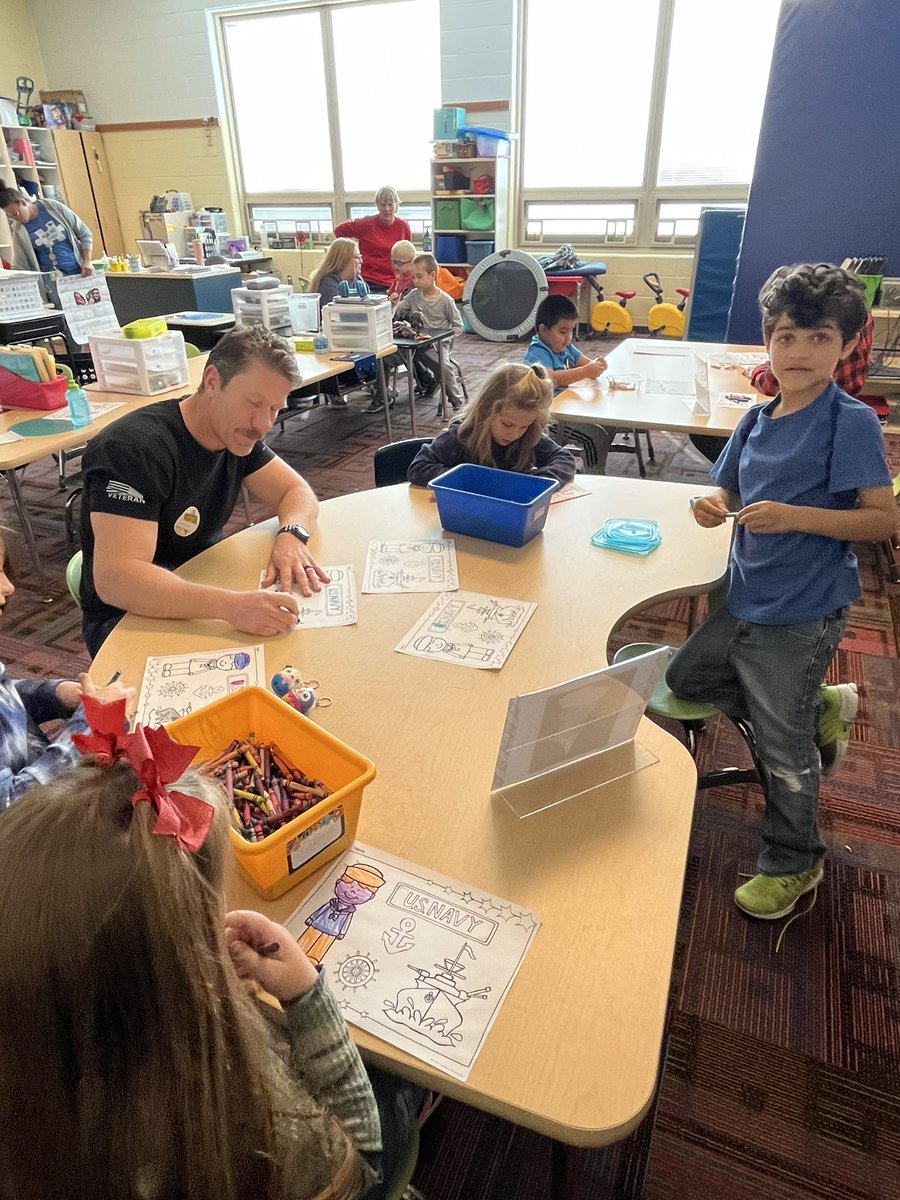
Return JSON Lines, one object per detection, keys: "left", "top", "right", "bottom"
{"left": 362, "top": 538, "right": 458, "bottom": 593}
{"left": 715, "top": 392, "right": 758, "bottom": 409}
{"left": 395, "top": 591, "right": 537, "bottom": 670}
{"left": 0, "top": 430, "right": 22, "bottom": 444}
{"left": 259, "top": 565, "right": 357, "bottom": 627}
{"left": 285, "top": 842, "right": 541, "bottom": 1081}
{"left": 550, "top": 480, "right": 589, "bottom": 504}
{"left": 38, "top": 400, "right": 126, "bottom": 422}
{"left": 136, "top": 644, "right": 264, "bottom": 726}
{"left": 644, "top": 378, "right": 692, "bottom": 395}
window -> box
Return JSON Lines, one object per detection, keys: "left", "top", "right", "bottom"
{"left": 656, "top": 1, "right": 781, "bottom": 186}
{"left": 519, "top": 0, "right": 780, "bottom": 247}
{"left": 525, "top": 202, "right": 636, "bottom": 245}
{"left": 220, "top": 0, "right": 439, "bottom": 233}
{"left": 349, "top": 204, "right": 432, "bottom": 238}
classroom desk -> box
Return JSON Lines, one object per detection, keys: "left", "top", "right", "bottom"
{"left": 90, "top": 477, "right": 731, "bottom": 1151}
{"left": 552, "top": 337, "right": 767, "bottom": 438}
{"left": 392, "top": 330, "right": 455, "bottom": 432}
{"left": 0, "top": 349, "right": 358, "bottom": 590}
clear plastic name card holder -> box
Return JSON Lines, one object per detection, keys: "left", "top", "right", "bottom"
{"left": 490, "top": 648, "right": 668, "bottom": 819}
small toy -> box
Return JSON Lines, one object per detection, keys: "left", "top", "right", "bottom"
{"left": 271, "top": 666, "right": 317, "bottom": 715}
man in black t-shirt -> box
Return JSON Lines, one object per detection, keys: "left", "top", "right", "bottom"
{"left": 80, "top": 325, "right": 330, "bottom": 656}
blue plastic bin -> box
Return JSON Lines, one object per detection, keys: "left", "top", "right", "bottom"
{"left": 465, "top": 239, "right": 494, "bottom": 264}
{"left": 428, "top": 463, "right": 559, "bottom": 547}
{"left": 436, "top": 235, "right": 466, "bottom": 263}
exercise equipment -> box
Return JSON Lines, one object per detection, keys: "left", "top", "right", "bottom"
{"left": 462, "top": 250, "right": 548, "bottom": 342}
{"left": 589, "top": 286, "right": 636, "bottom": 337}
{"left": 642, "top": 273, "right": 689, "bottom": 338}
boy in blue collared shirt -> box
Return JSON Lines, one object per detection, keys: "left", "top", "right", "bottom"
{"left": 524, "top": 294, "right": 612, "bottom": 471}
{"left": 666, "top": 264, "right": 897, "bottom": 920}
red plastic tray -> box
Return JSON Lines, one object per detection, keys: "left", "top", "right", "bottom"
{"left": 0, "top": 366, "right": 68, "bottom": 410}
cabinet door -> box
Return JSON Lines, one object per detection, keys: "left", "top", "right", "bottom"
{"left": 52, "top": 130, "right": 100, "bottom": 249}
{"left": 83, "top": 132, "right": 124, "bottom": 256}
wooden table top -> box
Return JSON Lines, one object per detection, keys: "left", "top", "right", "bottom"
{"left": 91, "top": 477, "right": 731, "bottom": 1146}
{"left": 553, "top": 337, "right": 767, "bottom": 437}
{"left": 0, "top": 349, "right": 358, "bottom": 470}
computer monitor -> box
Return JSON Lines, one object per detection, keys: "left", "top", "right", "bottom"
{"left": 136, "top": 239, "right": 168, "bottom": 269}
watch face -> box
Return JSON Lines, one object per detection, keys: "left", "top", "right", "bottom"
{"left": 281, "top": 524, "right": 310, "bottom": 543}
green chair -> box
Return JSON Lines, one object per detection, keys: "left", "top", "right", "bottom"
{"left": 384, "top": 1126, "right": 423, "bottom": 1200}
{"left": 66, "top": 550, "right": 83, "bottom": 608}
{"left": 184, "top": 342, "right": 202, "bottom": 358}
{"left": 612, "top": 578, "right": 767, "bottom": 796}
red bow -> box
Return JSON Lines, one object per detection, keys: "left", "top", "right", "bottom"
{"left": 73, "top": 695, "right": 212, "bottom": 853}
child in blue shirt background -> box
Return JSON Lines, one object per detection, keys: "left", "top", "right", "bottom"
{"left": 666, "top": 264, "right": 897, "bottom": 920}
{"left": 524, "top": 294, "right": 612, "bottom": 472}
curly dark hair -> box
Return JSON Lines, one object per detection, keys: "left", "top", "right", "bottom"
{"left": 758, "top": 263, "right": 867, "bottom": 344}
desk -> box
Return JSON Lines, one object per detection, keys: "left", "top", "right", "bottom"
{"left": 0, "top": 349, "right": 356, "bottom": 589}
{"left": 553, "top": 338, "right": 766, "bottom": 439}
{"left": 106, "top": 267, "right": 243, "bottom": 325}
{"left": 91, "top": 478, "right": 731, "bottom": 1149}
{"left": 392, "top": 330, "right": 456, "bottom": 432}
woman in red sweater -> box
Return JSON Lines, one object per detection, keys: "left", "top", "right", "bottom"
{"left": 334, "top": 186, "right": 411, "bottom": 292}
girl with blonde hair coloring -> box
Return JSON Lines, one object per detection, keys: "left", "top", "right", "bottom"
{"left": 0, "top": 743, "right": 382, "bottom": 1200}
{"left": 407, "top": 361, "right": 577, "bottom": 486}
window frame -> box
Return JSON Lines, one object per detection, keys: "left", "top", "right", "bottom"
{"left": 514, "top": 0, "right": 767, "bottom": 250}
{"left": 215, "top": 0, "right": 435, "bottom": 243}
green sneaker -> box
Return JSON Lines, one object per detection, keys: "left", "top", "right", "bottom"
{"left": 734, "top": 864, "right": 823, "bottom": 919}
{"left": 817, "top": 683, "right": 859, "bottom": 776}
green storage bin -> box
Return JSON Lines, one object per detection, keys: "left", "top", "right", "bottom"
{"left": 460, "top": 198, "right": 495, "bottom": 231}
{"left": 435, "top": 198, "right": 461, "bottom": 230}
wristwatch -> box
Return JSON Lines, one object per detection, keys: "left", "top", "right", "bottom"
{"left": 276, "top": 523, "right": 311, "bottom": 544}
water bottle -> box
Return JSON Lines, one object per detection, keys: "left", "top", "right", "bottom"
{"left": 66, "top": 379, "right": 91, "bottom": 428}
{"left": 422, "top": 226, "right": 432, "bottom": 253}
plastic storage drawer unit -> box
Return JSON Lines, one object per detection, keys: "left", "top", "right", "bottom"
{"left": 428, "top": 463, "right": 559, "bottom": 547}
{"left": 88, "top": 330, "right": 189, "bottom": 396}
{"left": 323, "top": 298, "right": 393, "bottom": 353}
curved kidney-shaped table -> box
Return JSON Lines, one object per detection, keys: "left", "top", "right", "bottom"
{"left": 92, "top": 476, "right": 730, "bottom": 1150}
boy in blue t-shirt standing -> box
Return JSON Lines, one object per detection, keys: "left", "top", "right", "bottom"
{"left": 666, "top": 263, "right": 897, "bottom": 920}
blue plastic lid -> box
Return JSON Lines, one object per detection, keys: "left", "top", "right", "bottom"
{"left": 458, "top": 125, "right": 510, "bottom": 141}
{"left": 591, "top": 518, "right": 661, "bottom": 556}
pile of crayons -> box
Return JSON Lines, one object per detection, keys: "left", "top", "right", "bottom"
{"left": 199, "top": 737, "right": 331, "bottom": 843}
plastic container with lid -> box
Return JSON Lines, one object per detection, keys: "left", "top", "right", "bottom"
{"left": 88, "top": 330, "right": 190, "bottom": 396}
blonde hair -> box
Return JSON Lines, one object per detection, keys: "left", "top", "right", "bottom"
{"left": 0, "top": 762, "right": 365, "bottom": 1200}
{"left": 374, "top": 185, "right": 400, "bottom": 207}
{"left": 311, "top": 237, "right": 359, "bottom": 292}
{"left": 391, "top": 240, "right": 416, "bottom": 267}
{"left": 458, "top": 362, "right": 553, "bottom": 472}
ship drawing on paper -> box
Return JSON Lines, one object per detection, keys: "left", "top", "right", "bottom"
{"left": 384, "top": 942, "right": 490, "bottom": 1047}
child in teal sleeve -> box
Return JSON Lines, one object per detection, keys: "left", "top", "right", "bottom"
{"left": 666, "top": 264, "right": 897, "bottom": 920}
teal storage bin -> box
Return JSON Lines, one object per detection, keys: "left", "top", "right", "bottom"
{"left": 428, "top": 463, "right": 559, "bottom": 547}
{"left": 434, "top": 198, "right": 461, "bottom": 230}
{"left": 433, "top": 107, "right": 466, "bottom": 139}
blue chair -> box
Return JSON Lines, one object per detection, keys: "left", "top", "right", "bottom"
{"left": 374, "top": 438, "right": 432, "bottom": 487}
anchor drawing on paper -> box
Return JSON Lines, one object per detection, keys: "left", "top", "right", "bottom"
{"left": 382, "top": 916, "right": 417, "bottom": 955}
{"left": 383, "top": 942, "right": 491, "bottom": 1047}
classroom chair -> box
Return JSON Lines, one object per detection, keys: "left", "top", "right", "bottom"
{"left": 612, "top": 640, "right": 766, "bottom": 797}
{"left": 66, "top": 550, "right": 82, "bottom": 607}
{"left": 373, "top": 437, "right": 432, "bottom": 487}
{"left": 384, "top": 1125, "right": 424, "bottom": 1200}
{"left": 184, "top": 342, "right": 202, "bottom": 358}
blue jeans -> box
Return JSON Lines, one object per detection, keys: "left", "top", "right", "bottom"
{"left": 665, "top": 605, "right": 848, "bottom": 876}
